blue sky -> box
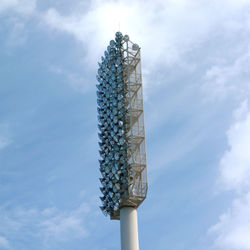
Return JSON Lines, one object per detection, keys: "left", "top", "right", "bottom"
{"left": 1, "top": 0, "right": 250, "bottom": 249}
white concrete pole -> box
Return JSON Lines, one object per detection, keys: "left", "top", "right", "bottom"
{"left": 120, "top": 207, "right": 139, "bottom": 250}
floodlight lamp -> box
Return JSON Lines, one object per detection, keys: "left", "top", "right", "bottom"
{"left": 112, "top": 108, "right": 118, "bottom": 115}
{"left": 116, "top": 50, "right": 122, "bottom": 57}
{"left": 118, "top": 129, "right": 124, "bottom": 137}
{"left": 96, "top": 85, "right": 101, "bottom": 91}
{"left": 123, "top": 34, "right": 129, "bottom": 42}
{"left": 114, "top": 173, "right": 119, "bottom": 181}
{"left": 100, "top": 206, "right": 108, "bottom": 216}
{"left": 118, "top": 138, "right": 125, "bottom": 146}
{"left": 117, "top": 83, "right": 123, "bottom": 91}
{"left": 113, "top": 125, "right": 118, "bottom": 133}
{"left": 116, "top": 43, "right": 122, "bottom": 49}
{"left": 113, "top": 186, "right": 118, "bottom": 193}
{"left": 113, "top": 116, "right": 118, "bottom": 124}
{"left": 118, "top": 102, "right": 124, "bottom": 110}
{"left": 115, "top": 31, "right": 122, "bottom": 37}
{"left": 118, "top": 120, "right": 123, "bottom": 127}
{"left": 117, "top": 67, "right": 123, "bottom": 74}
{"left": 116, "top": 57, "right": 122, "bottom": 64}
{"left": 99, "top": 152, "right": 105, "bottom": 159}
{"left": 114, "top": 152, "right": 119, "bottom": 160}
{"left": 111, "top": 167, "right": 117, "bottom": 175}
{"left": 111, "top": 65, "right": 116, "bottom": 73}
{"left": 113, "top": 135, "right": 118, "bottom": 143}
{"left": 99, "top": 178, "right": 106, "bottom": 185}
{"left": 132, "top": 43, "right": 139, "bottom": 51}
{"left": 100, "top": 196, "right": 106, "bottom": 201}
{"left": 96, "top": 91, "right": 102, "bottom": 99}
{"left": 117, "top": 94, "right": 123, "bottom": 101}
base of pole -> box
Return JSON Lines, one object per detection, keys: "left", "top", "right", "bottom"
{"left": 120, "top": 207, "right": 139, "bottom": 250}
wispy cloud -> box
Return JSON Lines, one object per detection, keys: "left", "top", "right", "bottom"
{"left": 0, "top": 201, "right": 93, "bottom": 249}
{"left": 2, "top": 0, "right": 250, "bottom": 97}
{"left": 0, "top": 0, "right": 37, "bottom": 50}
{"left": 210, "top": 192, "right": 250, "bottom": 250}
{"left": 203, "top": 51, "right": 250, "bottom": 100}
{"left": 218, "top": 100, "right": 250, "bottom": 192}
{"left": 42, "top": 0, "right": 214, "bottom": 68}
{"left": 5, "top": 21, "right": 27, "bottom": 48}
{"left": 0, "top": 0, "right": 36, "bottom": 15}
{"left": 41, "top": 0, "right": 250, "bottom": 75}
{"left": 40, "top": 203, "right": 90, "bottom": 241}
{"left": 210, "top": 100, "right": 250, "bottom": 249}
{"left": 0, "top": 123, "right": 12, "bottom": 150}
{"left": 49, "top": 65, "right": 91, "bottom": 94}
{"left": 0, "top": 136, "right": 11, "bottom": 150}
{"left": 0, "top": 236, "right": 9, "bottom": 249}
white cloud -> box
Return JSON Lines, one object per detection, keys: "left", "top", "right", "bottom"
{"left": 0, "top": 236, "right": 9, "bottom": 249}
{"left": 5, "top": 21, "right": 27, "bottom": 48}
{"left": 40, "top": 203, "right": 90, "bottom": 240}
{"left": 0, "top": 0, "right": 36, "bottom": 15}
{"left": 0, "top": 123, "right": 12, "bottom": 150}
{"left": 0, "top": 136, "right": 11, "bottom": 150}
{"left": 2, "top": 0, "right": 248, "bottom": 97}
{"left": 49, "top": 65, "right": 90, "bottom": 93}
{"left": 0, "top": 0, "right": 18, "bottom": 13}
{"left": 2, "top": 0, "right": 250, "bottom": 97}
{"left": 0, "top": 202, "right": 92, "bottom": 247}
{"left": 43, "top": 0, "right": 216, "bottom": 69}
{"left": 203, "top": 51, "right": 250, "bottom": 100}
{"left": 218, "top": 100, "right": 250, "bottom": 192}
{"left": 42, "top": 0, "right": 249, "bottom": 60}
{"left": 0, "top": 0, "right": 37, "bottom": 49}
{"left": 210, "top": 192, "right": 250, "bottom": 250}
{"left": 210, "top": 100, "right": 250, "bottom": 250}
{"left": 39, "top": 0, "right": 250, "bottom": 99}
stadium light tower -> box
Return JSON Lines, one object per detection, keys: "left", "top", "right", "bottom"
{"left": 96, "top": 32, "right": 148, "bottom": 250}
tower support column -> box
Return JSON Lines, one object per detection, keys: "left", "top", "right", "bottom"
{"left": 120, "top": 207, "right": 139, "bottom": 250}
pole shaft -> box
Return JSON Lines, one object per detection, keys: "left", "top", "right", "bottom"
{"left": 120, "top": 207, "right": 139, "bottom": 250}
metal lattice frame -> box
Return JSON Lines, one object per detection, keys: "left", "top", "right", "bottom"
{"left": 111, "top": 39, "right": 148, "bottom": 219}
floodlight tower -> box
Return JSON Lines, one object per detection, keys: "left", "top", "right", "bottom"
{"left": 96, "top": 32, "right": 148, "bottom": 250}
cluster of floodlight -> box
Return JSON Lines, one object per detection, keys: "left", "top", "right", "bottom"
{"left": 97, "top": 32, "right": 129, "bottom": 216}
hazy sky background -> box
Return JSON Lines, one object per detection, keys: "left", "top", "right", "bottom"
{"left": 1, "top": 0, "right": 250, "bottom": 249}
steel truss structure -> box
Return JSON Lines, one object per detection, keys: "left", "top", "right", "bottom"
{"left": 96, "top": 32, "right": 147, "bottom": 220}
{"left": 112, "top": 38, "right": 147, "bottom": 219}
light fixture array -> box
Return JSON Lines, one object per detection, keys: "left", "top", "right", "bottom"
{"left": 97, "top": 32, "right": 128, "bottom": 216}
{"left": 97, "top": 32, "right": 148, "bottom": 219}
